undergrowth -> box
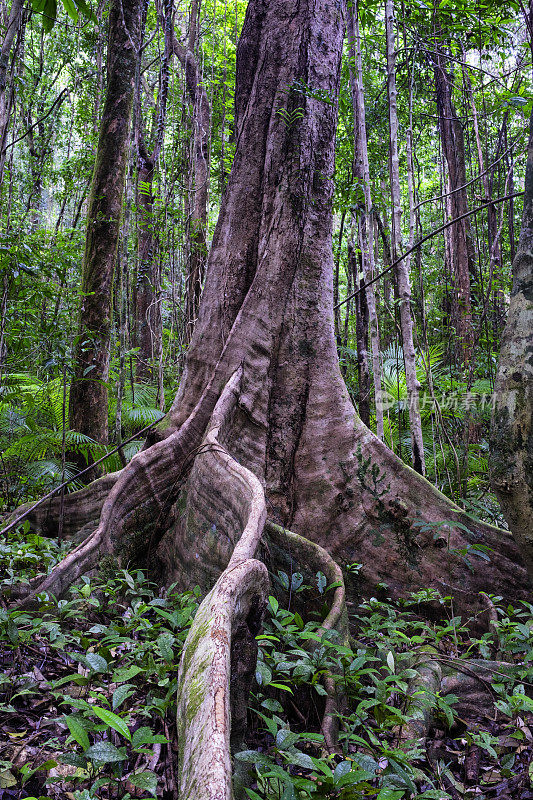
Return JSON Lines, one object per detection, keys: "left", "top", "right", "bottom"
{"left": 0, "top": 534, "right": 532, "bottom": 799}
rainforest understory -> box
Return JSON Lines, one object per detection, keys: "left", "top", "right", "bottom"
{"left": 1, "top": 0, "right": 533, "bottom": 797}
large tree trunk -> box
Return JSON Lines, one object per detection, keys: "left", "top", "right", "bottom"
{"left": 69, "top": 0, "right": 141, "bottom": 448}
{"left": 21, "top": 0, "right": 526, "bottom": 616}
{"left": 9, "top": 1, "right": 530, "bottom": 795}
{"left": 490, "top": 111, "right": 533, "bottom": 578}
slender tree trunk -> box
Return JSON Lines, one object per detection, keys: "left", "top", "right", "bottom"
{"left": 0, "top": 0, "right": 23, "bottom": 156}
{"left": 0, "top": 0, "right": 23, "bottom": 186}
{"left": 385, "top": 0, "right": 425, "bottom": 475}
{"left": 172, "top": 1, "right": 211, "bottom": 346}
{"left": 333, "top": 208, "right": 346, "bottom": 345}
{"left": 134, "top": 156, "right": 163, "bottom": 381}
{"left": 69, "top": 0, "right": 142, "bottom": 450}
{"left": 133, "top": 0, "right": 171, "bottom": 383}
{"left": 432, "top": 41, "right": 474, "bottom": 366}
{"left": 346, "top": 0, "right": 384, "bottom": 440}
{"left": 351, "top": 226, "right": 371, "bottom": 427}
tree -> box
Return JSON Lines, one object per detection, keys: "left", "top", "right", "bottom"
{"left": 432, "top": 34, "right": 475, "bottom": 367}
{"left": 490, "top": 108, "right": 533, "bottom": 577}
{"left": 171, "top": 0, "right": 211, "bottom": 345}
{"left": 0, "top": 0, "right": 24, "bottom": 184}
{"left": 133, "top": 0, "right": 173, "bottom": 387}
{"left": 68, "top": 0, "right": 142, "bottom": 452}
{"left": 385, "top": 0, "right": 426, "bottom": 475}
{"left": 7, "top": 0, "right": 530, "bottom": 792}
{"left": 346, "top": 0, "right": 384, "bottom": 441}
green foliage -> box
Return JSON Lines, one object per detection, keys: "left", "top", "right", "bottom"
{"left": 31, "top": 0, "right": 97, "bottom": 32}
{"left": 1, "top": 534, "right": 532, "bottom": 798}
{"left": 242, "top": 580, "right": 533, "bottom": 800}
{"left": 0, "top": 532, "right": 199, "bottom": 797}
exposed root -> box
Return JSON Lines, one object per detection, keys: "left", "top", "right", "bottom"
{"left": 395, "top": 648, "right": 442, "bottom": 746}
{"left": 11, "top": 369, "right": 249, "bottom": 607}
{"left": 15, "top": 530, "right": 102, "bottom": 608}
{"left": 176, "top": 559, "right": 269, "bottom": 800}
{"left": 175, "top": 370, "right": 269, "bottom": 800}
{"left": 2, "top": 471, "right": 120, "bottom": 540}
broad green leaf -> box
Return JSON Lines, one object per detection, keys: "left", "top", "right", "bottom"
{"left": 255, "top": 661, "right": 272, "bottom": 687}
{"left": 85, "top": 740, "right": 127, "bottom": 763}
{"left": 245, "top": 790, "right": 263, "bottom": 800}
{"left": 334, "top": 760, "right": 353, "bottom": 783}
{"left": 129, "top": 771, "right": 157, "bottom": 796}
{"left": 84, "top": 653, "right": 109, "bottom": 673}
{"left": 286, "top": 749, "right": 314, "bottom": 770}
{"left": 156, "top": 632, "right": 175, "bottom": 662}
{"left": 112, "top": 664, "right": 144, "bottom": 683}
{"left": 112, "top": 683, "right": 135, "bottom": 711}
{"left": 60, "top": 752, "right": 88, "bottom": 769}
{"left": 91, "top": 707, "right": 131, "bottom": 741}
{"left": 65, "top": 715, "right": 90, "bottom": 750}
{"left": 235, "top": 750, "right": 271, "bottom": 767}
{"left": 131, "top": 726, "right": 167, "bottom": 749}
{"left": 61, "top": 0, "right": 78, "bottom": 21}
{"left": 42, "top": 0, "right": 57, "bottom": 31}
{"left": 276, "top": 729, "right": 300, "bottom": 749}
{"left": 74, "top": 0, "right": 97, "bottom": 23}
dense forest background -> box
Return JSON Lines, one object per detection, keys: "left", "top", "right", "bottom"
{"left": 1, "top": 0, "right": 533, "bottom": 799}
{"left": 0, "top": 0, "right": 528, "bottom": 521}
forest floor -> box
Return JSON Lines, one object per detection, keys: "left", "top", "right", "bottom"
{"left": 0, "top": 529, "right": 532, "bottom": 800}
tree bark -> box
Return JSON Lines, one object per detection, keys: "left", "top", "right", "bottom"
{"left": 134, "top": 154, "right": 163, "bottom": 382}
{"left": 19, "top": 0, "right": 528, "bottom": 610}
{"left": 132, "top": 0, "right": 172, "bottom": 387}
{"left": 490, "top": 110, "right": 533, "bottom": 578}
{"left": 349, "top": 231, "right": 371, "bottom": 427}
{"left": 0, "top": 0, "right": 23, "bottom": 186}
{"left": 69, "top": 0, "right": 141, "bottom": 450}
{"left": 0, "top": 0, "right": 23, "bottom": 155}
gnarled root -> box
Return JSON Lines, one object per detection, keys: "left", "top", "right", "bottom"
{"left": 395, "top": 649, "right": 442, "bottom": 746}
{"left": 175, "top": 370, "right": 269, "bottom": 799}
{"left": 11, "top": 368, "right": 248, "bottom": 607}
{"left": 395, "top": 653, "right": 518, "bottom": 753}
{"left": 2, "top": 471, "right": 120, "bottom": 540}
{"left": 177, "top": 559, "right": 269, "bottom": 800}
